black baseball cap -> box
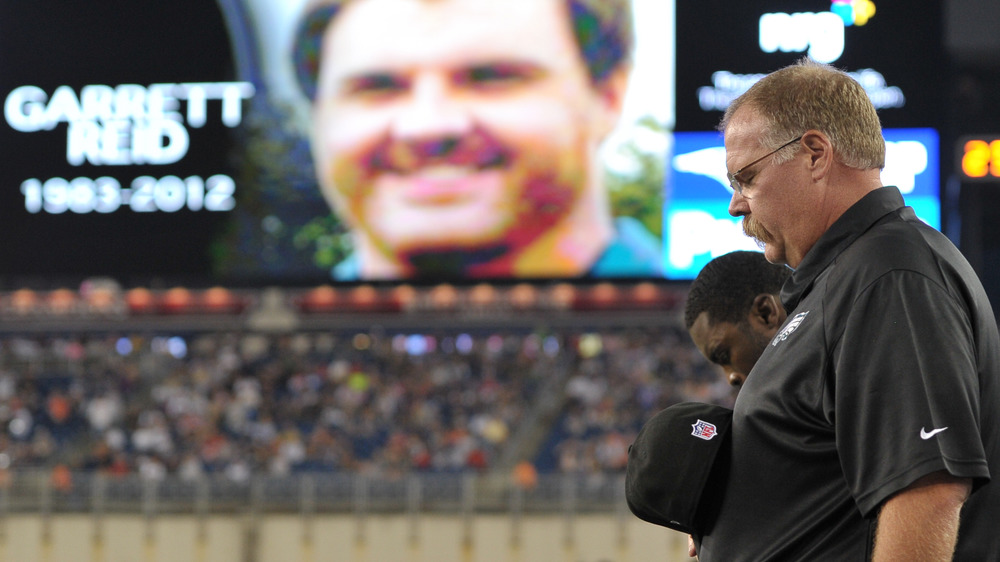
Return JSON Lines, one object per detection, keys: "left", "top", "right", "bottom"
{"left": 625, "top": 402, "right": 733, "bottom": 536}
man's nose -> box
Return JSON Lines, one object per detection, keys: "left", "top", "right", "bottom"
{"left": 728, "top": 189, "right": 750, "bottom": 217}
{"left": 391, "top": 73, "right": 472, "bottom": 142}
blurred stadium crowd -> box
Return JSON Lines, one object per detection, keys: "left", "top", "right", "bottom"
{"left": 0, "top": 323, "right": 731, "bottom": 486}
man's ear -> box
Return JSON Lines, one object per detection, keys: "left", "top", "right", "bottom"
{"left": 749, "top": 293, "right": 786, "bottom": 329}
{"left": 801, "top": 129, "right": 834, "bottom": 180}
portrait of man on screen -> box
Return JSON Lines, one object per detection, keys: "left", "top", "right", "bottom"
{"left": 292, "top": 0, "right": 663, "bottom": 281}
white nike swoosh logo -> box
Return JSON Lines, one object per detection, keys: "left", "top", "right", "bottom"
{"left": 920, "top": 427, "right": 948, "bottom": 440}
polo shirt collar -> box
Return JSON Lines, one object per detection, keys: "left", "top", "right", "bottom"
{"left": 781, "top": 186, "right": 906, "bottom": 311}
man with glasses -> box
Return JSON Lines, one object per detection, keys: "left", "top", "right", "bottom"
{"left": 696, "top": 58, "right": 1000, "bottom": 561}
{"left": 726, "top": 136, "right": 802, "bottom": 196}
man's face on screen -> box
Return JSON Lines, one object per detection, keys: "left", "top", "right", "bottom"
{"left": 309, "top": 0, "right": 622, "bottom": 277}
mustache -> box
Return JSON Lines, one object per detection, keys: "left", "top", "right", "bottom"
{"left": 367, "top": 126, "right": 512, "bottom": 174}
{"left": 742, "top": 216, "right": 773, "bottom": 246}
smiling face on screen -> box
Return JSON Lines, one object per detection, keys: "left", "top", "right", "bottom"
{"left": 309, "top": 0, "right": 626, "bottom": 278}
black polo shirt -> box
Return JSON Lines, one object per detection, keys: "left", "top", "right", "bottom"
{"left": 698, "top": 187, "right": 1000, "bottom": 561}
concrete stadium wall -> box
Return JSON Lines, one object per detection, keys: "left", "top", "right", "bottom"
{"left": 0, "top": 514, "right": 691, "bottom": 562}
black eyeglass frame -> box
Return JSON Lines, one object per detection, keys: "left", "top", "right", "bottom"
{"left": 727, "top": 136, "right": 803, "bottom": 195}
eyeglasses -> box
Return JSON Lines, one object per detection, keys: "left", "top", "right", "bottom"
{"left": 727, "top": 136, "right": 802, "bottom": 195}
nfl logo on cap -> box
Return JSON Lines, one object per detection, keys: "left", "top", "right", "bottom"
{"left": 625, "top": 402, "right": 733, "bottom": 535}
{"left": 691, "top": 419, "right": 718, "bottom": 440}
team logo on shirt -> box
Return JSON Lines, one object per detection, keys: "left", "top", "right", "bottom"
{"left": 691, "top": 419, "right": 719, "bottom": 440}
{"left": 772, "top": 311, "right": 810, "bottom": 346}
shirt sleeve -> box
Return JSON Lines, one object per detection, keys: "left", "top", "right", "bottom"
{"left": 832, "top": 270, "right": 990, "bottom": 517}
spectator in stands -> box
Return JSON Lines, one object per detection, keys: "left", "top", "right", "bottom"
{"left": 512, "top": 459, "right": 538, "bottom": 490}
{"left": 683, "top": 251, "right": 790, "bottom": 387}
{"left": 1, "top": 324, "right": 727, "bottom": 481}
{"left": 293, "top": 0, "right": 661, "bottom": 280}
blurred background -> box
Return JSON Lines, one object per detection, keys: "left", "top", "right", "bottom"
{"left": 0, "top": 1, "right": 998, "bottom": 560}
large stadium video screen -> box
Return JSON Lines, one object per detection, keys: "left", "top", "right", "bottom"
{"left": 674, "top": 0, "right": 945, "bottom": 132}
{"left": 0, "top": 0, "right": 675, "bottom": 287}
{"left": 662, "top": 0, "right": 947, "bottom": 279}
